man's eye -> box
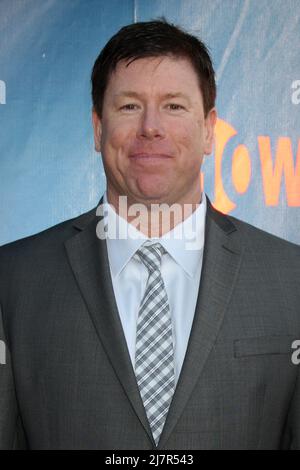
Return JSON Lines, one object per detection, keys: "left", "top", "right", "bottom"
{"left": 167, "top": 103, "right": 185, "bottom": 111}
{"left": 120, "top": 104, "right": 139, "bottom": 111}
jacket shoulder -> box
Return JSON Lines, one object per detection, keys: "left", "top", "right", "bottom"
{"left": 0, "top": 205, "right": 98, "bottom": 295}
{"left": 0, "top": 205, "right": 97, "bottom": 256}
{"left": 227, "top": 213, "right": 300, "bottom": 254}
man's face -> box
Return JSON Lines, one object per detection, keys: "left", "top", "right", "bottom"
{"left": 93, "top": 55, "right": 216, "bottom": 207}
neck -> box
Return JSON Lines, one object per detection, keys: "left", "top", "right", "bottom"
{"left": 106, "top": 188, "right": 203, "bottom": 238}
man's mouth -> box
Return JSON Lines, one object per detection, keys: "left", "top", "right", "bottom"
{"left": 129, "top": 153, "right": 173, "bottom": 161}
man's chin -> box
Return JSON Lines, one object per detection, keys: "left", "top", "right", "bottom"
{"left": 132, "top": 178, "right": 174, "bottom": 203}
{"left": 130, "top": 190, "right": 173, "bottom": 207}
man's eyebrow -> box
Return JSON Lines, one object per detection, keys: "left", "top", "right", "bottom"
{"left": 163, "top": 92, "right": 190, "bottom": 101}
{"left": 114, "top": 91, "right": 141, "bottom": 99}
{"left": 114, "top": 91, "right": 191, "bottom": 101}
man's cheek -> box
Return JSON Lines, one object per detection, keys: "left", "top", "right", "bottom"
{"left": 107, "top": 124, "right": 134, "bottom": 152}
{"left": 177, "top": 133, "right": 203, "bottom": 159}
{"left": 102, "top": 127, "right": 126, "bottom": 150}
{"left": 176, "top": 123, "right": 200, "bottom": 145}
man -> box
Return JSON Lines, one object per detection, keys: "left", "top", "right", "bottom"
{"left": 0, "top": 19, "right": 300, "bottom": 450}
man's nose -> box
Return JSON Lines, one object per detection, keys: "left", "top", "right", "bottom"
{"left": 137, "top": 107, "right": 166, "bottom": 140}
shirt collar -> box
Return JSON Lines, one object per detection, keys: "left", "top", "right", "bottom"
{"left": 103, "top": 191, "right": 206, "bottom": 279}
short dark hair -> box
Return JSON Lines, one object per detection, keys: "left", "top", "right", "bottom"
{"left": 91, "top": 19, "right": 216, "bottom": 118}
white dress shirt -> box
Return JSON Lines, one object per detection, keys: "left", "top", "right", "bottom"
{"left": 103, "top": 192, "right": 207, "bottom": 385}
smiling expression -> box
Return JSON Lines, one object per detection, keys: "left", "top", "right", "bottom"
{"left": 93, "top": 55, "right": 217, "bottom": 208}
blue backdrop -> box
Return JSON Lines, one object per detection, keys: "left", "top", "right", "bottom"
{"left": 1, "top": 0, "right": 299, "bottom": 245}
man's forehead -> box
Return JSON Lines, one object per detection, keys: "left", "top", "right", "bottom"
{"left": 113, "top": 55, "right": 194, "bottom": 73}
{"left": 107, "top": 55, "right": 200, "bottom": 92}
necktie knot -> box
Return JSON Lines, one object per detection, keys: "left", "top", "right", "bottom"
{"left": 134, "top": 241, "right": 166, "bottom": 274}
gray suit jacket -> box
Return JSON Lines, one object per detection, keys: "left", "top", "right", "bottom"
{"left": 0, "top": 196, "right": 300, "bottom": 449}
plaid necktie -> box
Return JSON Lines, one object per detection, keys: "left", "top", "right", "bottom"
{"left": 134, "top": 241, "right": 175, "bottom": 446}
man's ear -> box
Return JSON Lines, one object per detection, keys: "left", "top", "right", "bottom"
{"left": 92, "top": 108, "right": 102, "bottom": 153}
{"left": 203, "top": 107, "right": 217, "bottom": 155}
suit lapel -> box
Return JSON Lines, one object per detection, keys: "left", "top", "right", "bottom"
{"left": 64, "top": 200, "right": 155, "bottom": 446}
{"left": 157, "top": 198, "right": 245, "bottom": 448}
